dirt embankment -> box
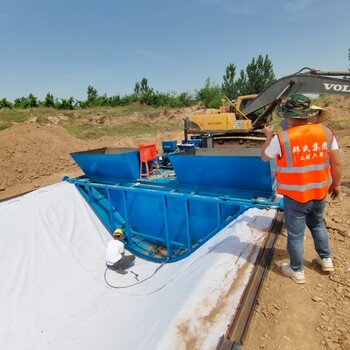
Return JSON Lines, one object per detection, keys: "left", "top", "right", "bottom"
{"left": 0, "top": 109, "right": 190, "bottom": 198}
{"left": 0, "top": 97, "right": 350, "bottom": 349}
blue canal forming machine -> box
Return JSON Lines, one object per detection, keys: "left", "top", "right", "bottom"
{"left": 62, "top": 69, "right": 350, "bottom": 264}
{"left": 64, "top": 143, "right": 282, "bottom": 263}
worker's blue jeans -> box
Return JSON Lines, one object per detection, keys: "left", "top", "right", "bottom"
{"left": 283, "top": 196, "right": 331, "bottom": 272}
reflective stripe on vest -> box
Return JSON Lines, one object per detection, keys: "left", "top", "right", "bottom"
{"left": 276, "top": 124, "right": 333, "bottom": 203}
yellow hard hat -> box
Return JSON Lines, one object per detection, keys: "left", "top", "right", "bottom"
{"left": 113, "top": 228, "right": 123, "bottom": 237}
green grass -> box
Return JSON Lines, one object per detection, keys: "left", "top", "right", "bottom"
{"left": 103, "top": 105, "right": 159, "bottom": 117}
{"left": 0, "top": 105, "right": 182, "bottom": 139}
{"left": 65, "top": 123, "right": 156, "bottom": 140}
{"left": 65, "top": 121, "right": 181, "bottom": 140}
{"left": 0, "top": 110, "right": 28, "bottom": 130}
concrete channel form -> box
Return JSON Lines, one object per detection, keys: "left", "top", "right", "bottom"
{"left": 67, "top": 146, "right": 281, "bottom": 263}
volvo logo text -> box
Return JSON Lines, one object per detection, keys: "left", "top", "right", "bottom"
{"left": 323, "top": 83, "right": 350, "bottom": 92}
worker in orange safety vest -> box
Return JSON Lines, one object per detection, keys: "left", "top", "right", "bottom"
{"left": 261, "top": 94, "right": 342, "bottom": 284}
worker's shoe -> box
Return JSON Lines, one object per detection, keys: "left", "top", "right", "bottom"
{"left": 316, "top": 256, "right": 334, "bottom": 272}
{"left": 116, "top": 268, "right": 128, "bottom": 275}
{"left": 281, "top": 263, "right": 306, "bottom": 284}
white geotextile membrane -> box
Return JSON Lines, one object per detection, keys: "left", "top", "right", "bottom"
{"left": 0, "top": 181, "right": 276, "bottom": 350}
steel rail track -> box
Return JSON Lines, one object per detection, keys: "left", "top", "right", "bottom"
{"left": 217, "top": 210, "right": 284, "bottom": 350}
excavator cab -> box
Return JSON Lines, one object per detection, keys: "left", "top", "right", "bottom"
{"left": 235, "top": 95, "right": 265, "bottom": 123}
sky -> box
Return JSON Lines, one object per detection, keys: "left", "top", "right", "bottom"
{"left": 0, "top": 0, "right": 349, "bottom": 102}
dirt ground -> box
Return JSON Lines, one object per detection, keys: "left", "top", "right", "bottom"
{"left": 1, "top": 97, "right": 349, "bottom": 350}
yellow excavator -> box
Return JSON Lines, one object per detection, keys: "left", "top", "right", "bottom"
{"left": 184, "top": 68, "right": 350, "bottom": 147}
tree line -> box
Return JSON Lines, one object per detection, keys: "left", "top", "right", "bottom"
{"left": 0, "top": 54, "right": 275, "bottom": 110}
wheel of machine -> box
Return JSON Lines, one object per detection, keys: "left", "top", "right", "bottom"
{"left": 239, "top": 139, "right": 245, "bottom": 145}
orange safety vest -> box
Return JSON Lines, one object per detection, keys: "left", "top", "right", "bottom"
{"left": 276, "top": 124, "right": 333, "bottom": 203}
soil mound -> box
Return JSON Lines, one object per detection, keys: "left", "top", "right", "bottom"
{"left": 0, "top": 121, "right": 183, "bottom": 197}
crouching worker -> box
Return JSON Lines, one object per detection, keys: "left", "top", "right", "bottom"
{"left": 106, "top": 229, "right": 135, "bottom": 275}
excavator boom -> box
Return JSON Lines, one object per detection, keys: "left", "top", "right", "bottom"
{"left": 243, "top": 68, "right": 350, "bottom": 127}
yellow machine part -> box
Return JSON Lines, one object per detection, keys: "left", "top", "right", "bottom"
{"left": 188, "top": 113, "right": 252, "bottom": 131}
{"left": 232, "top": 119, "right": 252, "bottom": 130}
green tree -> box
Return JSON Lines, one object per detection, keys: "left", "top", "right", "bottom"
{"left": 139, "top": 78, "right": 152, "bottom": 95}
{"left": 178, "top": 92, "right": 194, "bottom": 107}
{"left": 222, "top": 55, "right": 275, "bottom": 99}
{"left": 86, "top": 85, "right": 98, "bottom": 106}
{"left": 0, "top": 98, "right": 13, "bottom": 109}
{"left": 28, "top": 93, "right": 38, "bottom": 108}
{"left": 87, "top": 85, "right": 98, "bottom": 100}
{"left": 196, "top": 78, "right": 223, "bottom": 108}
{"left": 222, "top": 63, "right": 237, "bottom": 100}
{"left": 245, "top": 54, "right": 275, "bottom": 94}
{"left": 133, "top": 78, "right": 156, "bottom": 105}
{"left": 13, "top": 94, "right": 38, "bottom": 109}
{"left": 108, "top": 95, "right": 121, "bottom": 107}
{"left": 43, "top": 92, "right": 55, "bottom": 108}
{"left": 14, "top": 97, "right": 30, "bottom": 109}
{"left": 133, "top": 82, "right": 141, "bottom": 96}
{"left": 54, "top": 97, "right": 75, "bottom": 110}
{"left": 235, "top": 70, "right": 248, "bottom": 96}
{"left": 134, "top": 78, "right": 153, "bottom": 96}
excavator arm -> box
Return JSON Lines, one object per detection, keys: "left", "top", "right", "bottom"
{"left": 183, "top": 68, "right": 350, "bottom": 147}
{"left": 242, "top": 68, "right": 350, "bottom": 129}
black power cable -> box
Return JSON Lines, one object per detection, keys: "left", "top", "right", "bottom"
{"left": 103, "top": 238, "right": 229, "bottom": 295}
{"left": 103, "top": 259, "right": 168, "bottom": 290}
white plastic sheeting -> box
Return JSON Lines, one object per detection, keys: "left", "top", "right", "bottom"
{"left": 0, "top": 182, "right": 276, "bottom": 350}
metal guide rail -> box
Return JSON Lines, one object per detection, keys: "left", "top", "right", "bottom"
{"left": 217, "top": 210, "right": 284, "bottom": 350}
